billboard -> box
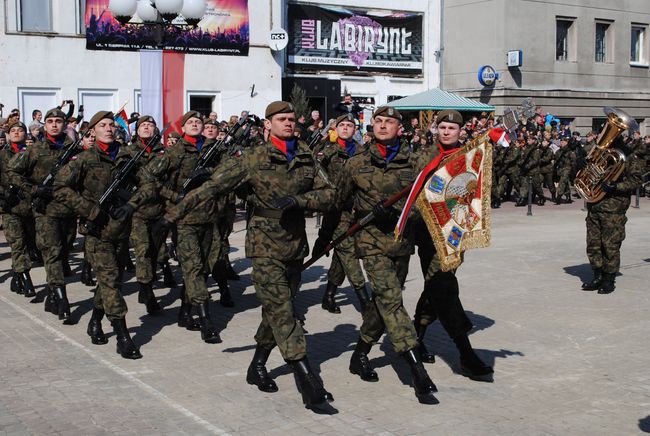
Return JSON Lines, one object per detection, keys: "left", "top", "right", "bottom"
{"left": 287, "top": 3, "right": 423, "bottom": 76}
{"left": 84, "top": 0, "right": 249, "bottom": 55}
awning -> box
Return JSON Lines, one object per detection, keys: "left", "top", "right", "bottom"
{"left": 386, "top": 88, "right": 495, "bottom": 112}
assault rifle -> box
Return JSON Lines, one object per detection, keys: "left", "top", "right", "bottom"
{"left": 32, "top": 130, "right": 89, "bottom": 213}
{"left": 180, "top": 113, "right": 250, "bottom": 194}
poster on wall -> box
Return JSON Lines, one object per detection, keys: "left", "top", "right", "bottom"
{"left": 84, "top": 0, "right": 249, "bottom": 55}
{"left": 286, "top": 3, "right": 423, "bottom": 76}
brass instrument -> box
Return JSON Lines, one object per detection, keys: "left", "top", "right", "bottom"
{"left": 574, "top": 107, "right": 638, "bottom": 203}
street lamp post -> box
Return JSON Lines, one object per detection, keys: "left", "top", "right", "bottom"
{"left": 109, "top": 0, "right": 207, "bottom": 48}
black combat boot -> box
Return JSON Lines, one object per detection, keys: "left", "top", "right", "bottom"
{"left": 10, "top": 270, "right": 23, "bottom": 294}
{"left": 80, "top": 260, "right": 96, "bottom": 286}
{"left": 196, "top": 301, "right": 221, "bottom": 343}
{"left": 20, "top": 272, "right": 36, "bottom": 298}
{"left": 160, "top": 261, "right": 177, "bottom": 288}
{"left": 177, "top": 287, "right": 201, "bottom": 331}
{"left": 138, "top": 282, "right": 162, "bottom": 315}
{"left": 565, "top": 194, "right": 573, "bottom": 204}
{"left": 62, "top": 259, "right": 73, "bottom": 277}
{"left": 218, "top": 279, "right": 235, "bottom": 308}
{"left": 225, "top": 258, "right": 240, "bottom": 281}
{"left": 110, "top": 318, "right": 142, "bottom": 359}
{"left": 414, "top": 320, "right": 435, "bottom": 364}
{"left": 453, "top": 333, "right": 494, "bottom": 381}
{"left": 321, "top": 282, "right": 340, "bottom": 314}
{"left": 44, "top": 286, "right": 59, "bottom": 315}
{"left": 53, "top": 286, "right": 71, "bottom": 321}
{"left": 402, "top": 348, "right": 438, "bottom": 403}
{"left": 86, "top": 307, "right": 108, "bottom": 345}
{"left": 551, "top": 192, "right": 556, "bottom": 203}
{"left": 581, "top": 268, "right": 602, "bottom": 291}
{"left": 246, "top": 345, "right": 279, "bottom": 392}
{"left": 349, "top": 338, "right": 378, "bottom": 382}
{"left": 555, "top": 194, "right": 563, "bottom": 205}
{"left": 289, "top": 358, "right": 334, "bottom": 409}
{"left": 515, "top": 197, "right": 527, "bottom": 207}
{"left": 537, "top": 197, "right": 546, "bottom": 206}
{"left": 597, "top": 273, "right": 616, "bottom": 294}
{"left": 353, "top": 285, "right": 370, "bottom": 312}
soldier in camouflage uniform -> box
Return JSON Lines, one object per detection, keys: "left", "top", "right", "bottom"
{"left": 322, "top": 106, "right": 437, "bottom": 403}
{"left": 582, "top": 135, "right": 645, "bottom": 294}
{"left": 491, "top": 140, "right": 505, "bottom": 208}
{"left": 411, "top": 110, "right": 493, "bottom": 382}
{"left": 538, "top": 138, "right": 556, "bottom": 203}
{"left": 53, "top": 111, "right": 151, "bottom": 359}
{"left": 125, "top": 116, "right": 167, "bottom": 315}
{"left": 496, "top": 138, "right": 520, "bottom": 202}
{"left": 0, "top": 121, "right": 36, "bottom": 297}
{"left": 313, "top": 114, "right": 369, "bottom": 314}
{"left": 162, "top": 101, "right": 335, "bottom": 409}
{"left": 8, "top": 109, "right": 77, "bottom": 322}
{"left": 554, "top": 137, "right": 576, "bottom": 204}
{"left": 517, "top": 136, "right": 544, "bottom": 206}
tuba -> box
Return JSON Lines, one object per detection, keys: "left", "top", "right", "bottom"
{"left": 574, "top": 107, "right": 638, "bottom": 203}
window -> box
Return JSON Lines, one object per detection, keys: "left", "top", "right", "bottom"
{"left": 556, "top": 18, "right": 575, "bottom": 61}
{"left": 631, "top": 24, "right": 648, "bottom": 65}
{"left": 18, "top": 88, "right": 59, "bottom": 125}
{"left": 78, "top": 0, "right": 87, "bottom": 35}
{"left": 20, "top": 0, "right": 52, "bottom": 32}
{"left": 595, "top": 21, "right": 612, "bottom": 63}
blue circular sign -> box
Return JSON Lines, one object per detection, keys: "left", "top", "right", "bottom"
{"left": 478, "top": 65, "right": 497, "bottom": 87}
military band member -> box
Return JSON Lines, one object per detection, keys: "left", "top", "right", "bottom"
{"left": 323, "top": 106, "right": 437, "bottom": 403}
{"left": 0, "top": 121, "right": 37, "bottom": 297}
{"left": 8, "top": 108, "right": 77, "bottom": 322}
{"left": 161, "top": 101, "right": 335, "bottom": 409}
{"left": 313, "top": 113, "right": 369, "bottom": 314}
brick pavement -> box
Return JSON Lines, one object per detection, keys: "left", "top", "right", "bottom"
{"left": 0, "top": 198, "right": 649, "bottom": 435}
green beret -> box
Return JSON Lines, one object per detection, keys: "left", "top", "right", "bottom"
{"left": 87, "top": 111, "right": 114, "bottom": 130}
{"left": 335, "top": 113, "right": 356, "bottom": 126}
{"left": 204, "top": 118, "right": 219, "bottom": 126}
{"left": 44, "top": 108, "right": 67, "bottom": 121}
{"left": 265, "top": 101, "right": 294, "bottom": 119}
{"left": 372, "top": 106, "right": 402, "bottom": 121}
{"left": 7, "top": 121, "right": 27, "bottom": 132}
{"left": 437, "top": 110, "right": 463, "bottom": 126}
{"left": 181, "top": 111, "right": 203, "bottom": 126}
{"left": 136, "top": 115, "right": 156, "bottom": 130}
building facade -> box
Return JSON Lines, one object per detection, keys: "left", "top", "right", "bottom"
{"left": 443, "top": 0, "right": 650, "bottom": 134}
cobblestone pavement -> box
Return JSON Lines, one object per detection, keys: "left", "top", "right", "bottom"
{"left": 1, "top": 198, "right": 649, "bottom": 435}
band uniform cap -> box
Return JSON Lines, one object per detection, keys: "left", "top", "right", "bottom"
{"left": 7, "top": 121, "right": 27, "bottom": 132}
{"left": 265, "top": 101, "right": 294, "bottom": 119}
{"left": 372, "top": 106, "right": 402, "bottom": 121}
{"left": 335, "top": 113, "right": 356, "bottom": 126}
{"left": 44, "top": 108, "right": 67, "bottom": 121}
{"left": 136, "top": 115, "right": 156, "bottom": 130}
{"left": 437, "top": 109, "right": 463, "bottom": 126}
{"left": 181, "top": 111, "right": 202, "bottom": 126}
{"left": 88, "top": 111, "right": 114, "bottom": 130}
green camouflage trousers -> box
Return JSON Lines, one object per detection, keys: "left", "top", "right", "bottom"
{"left": 360, "top": 254, "right": 418, "bottom": 354}
{"left": 519, "top": 173, "right": 545, "bottom": 199}
{"left": 35, "top": 215, "right": 76, "bottom": 287}
{"left": 85, "top": 235, "right": 128, "bottom": 320}
{"left": 541, "top": 172, "right": 556, "bottom": 195}
{"left": 130, "top": 217, "right": 168, "bottom": 284}
{"left": 251, "top": 257, "right": 306, "bottom": 361}
{"left": 556, "top": 169, "right": 572, "bottom": 197}
{"left": 327, "top": 220, "right": 365, "bottom": 289}
{"left": 177, "top": 223, "right": 213, "bottom": 305}
{"left": 586, "top": 211, "right": 627, "bottom": 274}
{"left": 208, "top": 217, "right": 230, "bottom": 273}
{"left": 497, "top": 172, "right": 519, "bottom": 199}
{"left": 2, "top": 213, "right": 31, "bottom": 273}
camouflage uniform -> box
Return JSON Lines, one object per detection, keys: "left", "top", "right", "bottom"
{"left": 554, "top": 145, "right": 576, "bottom": 200}
{"left": 491, "top": 144, "right": 505, "bottom": 207}
{"left": 538, "top": 144, "right": 556, "bottom": 200}
{"left": 53, "top": 142, "right": 153, "bottom": 320}
{"left": 8, "top": 135, "right": 77, "bottom": 289}
{"left": 496, "top": 144, "right": 520, "bottom": 201}
{"left": 518, "top": 140, "right": 544, "bottom": 202}
{"left": 165, "top": 138, "right": 334, "bottom": 360}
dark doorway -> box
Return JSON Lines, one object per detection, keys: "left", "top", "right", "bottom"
{"left": 282, "top": 77, "right": 341, "bottom": 122}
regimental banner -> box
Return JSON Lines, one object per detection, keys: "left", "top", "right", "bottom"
{"left": 286, "top": 3, "right": 423, "bottom": 75}
{"left": 416, "top": 136, "right": 493, "bottom": 271}
{"left": 84, "top": 0, "right": 249, "bottom": 55}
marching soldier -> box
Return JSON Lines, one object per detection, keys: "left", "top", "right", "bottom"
{"left": 582, "top": 135, "right": 645, "bottom": 293}
{"left": 517, "top": 136, "right": 543, "bottom": 206}
{"left": 8, "top": 108, "right": 77, "bottom": 322}
{"left": 411, "top": 110, "right": 494, "bottom": 382}
{"left": 538, "top": 138, "right": 556, "bottom": 203}
{"left": 313, "top": 113, "right": 369, "bottom": 314}
{"left": 496, "top": 137, "right": 520, "bottom": 203}
{"left": 554, "top": 137, "right": 576, "bottom": 204}
{"left": 53, "top": 111, "right": 150, "bottom": 359}
{"left": 321, "top": 106, "right": 438, "bottom": 403}
{"left": 160, "top": 101, "right": 335, "bottom": 409}
{"left": 491, "top": 140, "right": 505, "bottom": 208}
{"left": 1, "top": 121, "right": 37, "bottom": 297}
